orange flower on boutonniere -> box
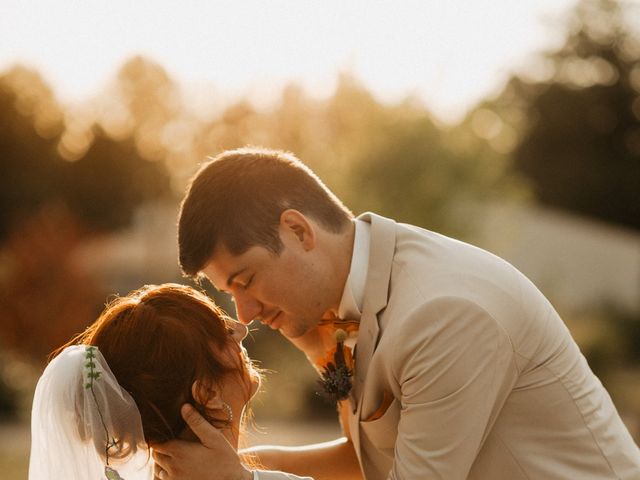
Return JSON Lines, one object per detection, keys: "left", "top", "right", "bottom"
{"left": 317, "top": 329, "right": 355, "bottom": 403}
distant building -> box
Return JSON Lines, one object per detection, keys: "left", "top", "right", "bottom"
{"left": 76, "top": 202, "right": 182, "bottom": 295}
{"left": 475, "top": 204, "right": 640, "bottom": 314}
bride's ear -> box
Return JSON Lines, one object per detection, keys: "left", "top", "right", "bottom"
{"left": 191, "top": 380, "right": 223, "bottom": 410}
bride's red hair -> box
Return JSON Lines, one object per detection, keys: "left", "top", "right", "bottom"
{"left": 54, "top": 283, "right": 249, "bottom": 443}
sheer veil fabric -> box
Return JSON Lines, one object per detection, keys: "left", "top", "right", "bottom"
{"left": 29, "top": 345, "right": 153, "bottom": 479}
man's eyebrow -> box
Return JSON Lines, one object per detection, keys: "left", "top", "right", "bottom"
{"left": 226, "top": 268, "right": 247, "bottom": 287}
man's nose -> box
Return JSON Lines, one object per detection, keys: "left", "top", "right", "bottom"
{"left": 233, "top": 292, "right": 262, "bottom": 325}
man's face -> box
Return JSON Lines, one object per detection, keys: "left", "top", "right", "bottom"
{"left": 202, "top": 240, "right": 332, "bottom": 339}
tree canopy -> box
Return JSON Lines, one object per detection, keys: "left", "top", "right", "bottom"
{"left": 510, "top": 0, "right": 640, "bottom": 230}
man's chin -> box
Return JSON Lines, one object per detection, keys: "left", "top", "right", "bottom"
{"left": 275, "top": 320, "right": 302, "bottom": 338}
{"left": 280, "top": 324, "right": 312, "bottom": 340}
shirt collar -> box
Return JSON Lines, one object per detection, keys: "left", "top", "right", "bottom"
{"left": 337, "top": 219, "right": 371, "bottom": 321}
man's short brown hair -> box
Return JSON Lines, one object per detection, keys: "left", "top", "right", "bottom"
{"left": 178, "top": 147, "right": 353, "bottom": 277}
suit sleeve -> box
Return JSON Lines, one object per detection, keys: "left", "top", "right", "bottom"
{"left": 387, "top": 296, "right": 518, "bottom": 480}
{"left": 254, "top": 470, "right": 314, "bottom": 480}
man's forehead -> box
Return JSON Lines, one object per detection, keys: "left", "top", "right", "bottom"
{"left": 201, "top": 258, "right": 233, "bottom": 291}
{"left": 200, "top": 249, "right": 226, "bottom": 284}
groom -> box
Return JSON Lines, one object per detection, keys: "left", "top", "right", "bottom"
{"left": 155, "top": 147, "right": 640, "bottom": 479}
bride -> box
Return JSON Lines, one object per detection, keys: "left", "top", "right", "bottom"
{"left": 29, "top": 283, "right": 312, "bottom": 480}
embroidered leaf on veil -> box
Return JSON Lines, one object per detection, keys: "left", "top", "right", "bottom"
{"left": 105, "top": 465, "right": 125, "bottom": 480}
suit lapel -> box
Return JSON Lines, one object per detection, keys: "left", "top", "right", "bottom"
{"left": 348, "top": 213, "right": 397, "bottom": 455}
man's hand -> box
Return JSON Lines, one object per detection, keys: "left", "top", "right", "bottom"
{"left": 152, "top": 404, "right": 252, "bottom": 480}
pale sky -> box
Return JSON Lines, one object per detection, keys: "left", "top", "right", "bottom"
{"left": 0, "top": 0, "right": 579, "bottom": 123}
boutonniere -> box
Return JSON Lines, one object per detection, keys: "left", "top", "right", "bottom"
{"left": 317, "top": 329, "right": 355, "bottom": 403}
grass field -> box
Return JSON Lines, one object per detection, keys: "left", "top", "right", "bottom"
{"left": 0, "top": 423, "right": 30, "bottom": 478}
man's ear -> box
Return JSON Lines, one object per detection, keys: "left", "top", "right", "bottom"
{"left": 279, "top": 209, "right": 316, "bottom": 250}
{"left": 191, "top": 380, "right": 223, "bottom": 410}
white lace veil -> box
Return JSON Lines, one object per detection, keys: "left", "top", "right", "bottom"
{"left": 29, "top": 345, "right": 153, "bottom": 479}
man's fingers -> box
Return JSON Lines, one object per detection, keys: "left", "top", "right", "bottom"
{"left": 152, "top": 440, "right": 178, "bottom": 456}
{"left": 152, "top": 448, "right": 172, "bottom": 465}
{"left": 181, "top": 403, "right": 227, "bottom": 448}
{"left": 152, "top": 448, "right": 175, "bottom": 480}
{"left": 147, "top": 405, "right": 246, "bottom": 480}
{"left": 154, "top": 461, "right": 168, "bottom": 479}
{"left": 181, "top": 404, "right": 207, "bottom": 430}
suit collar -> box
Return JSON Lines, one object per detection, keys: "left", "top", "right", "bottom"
{"left": 337, "top": 219, "right": 372, "bottom": 321}
{"left": 358, "top": 212, "right": 397, "bottom": 317}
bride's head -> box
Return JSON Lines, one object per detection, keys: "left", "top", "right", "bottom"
{"left": 62, "top": 283, "right": 260, "bottom": 447}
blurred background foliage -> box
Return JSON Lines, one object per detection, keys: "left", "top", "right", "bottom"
{"left": 0, "top": 0, "right": 638, "bottom": 456}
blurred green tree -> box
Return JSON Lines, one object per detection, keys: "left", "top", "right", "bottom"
{"left": 511, "top": 0, "right": 640, "bottom": 230}
{"left": 187, "top": 72, "right": 526, "bottom": 238}
{"left": 323, "top": 75, "right": 525, "bottom": 237}
{"left": 0, "top": 66, "right": 64, "bottom": 242}
{"left": 0, "top": 65, "right": 172, "bottom": 370}
{"left": 100, "top": 56, "right": 208, "bottom": 186}
{"left": 346, "top": 111, "right": 524, "bottom": 237}
{"left": 0, "top": 65, "right": 172, "bottom": 240}
{"left": 60, "top": 127, "right": 171, "bottom": 232}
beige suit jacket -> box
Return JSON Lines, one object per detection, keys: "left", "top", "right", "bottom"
{"left": 346, "top": 213, "right": 640, "bottom": 479}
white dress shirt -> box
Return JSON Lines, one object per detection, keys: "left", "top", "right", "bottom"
{"left": 337, "top": 219, "right": 371, "bottom": 347}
